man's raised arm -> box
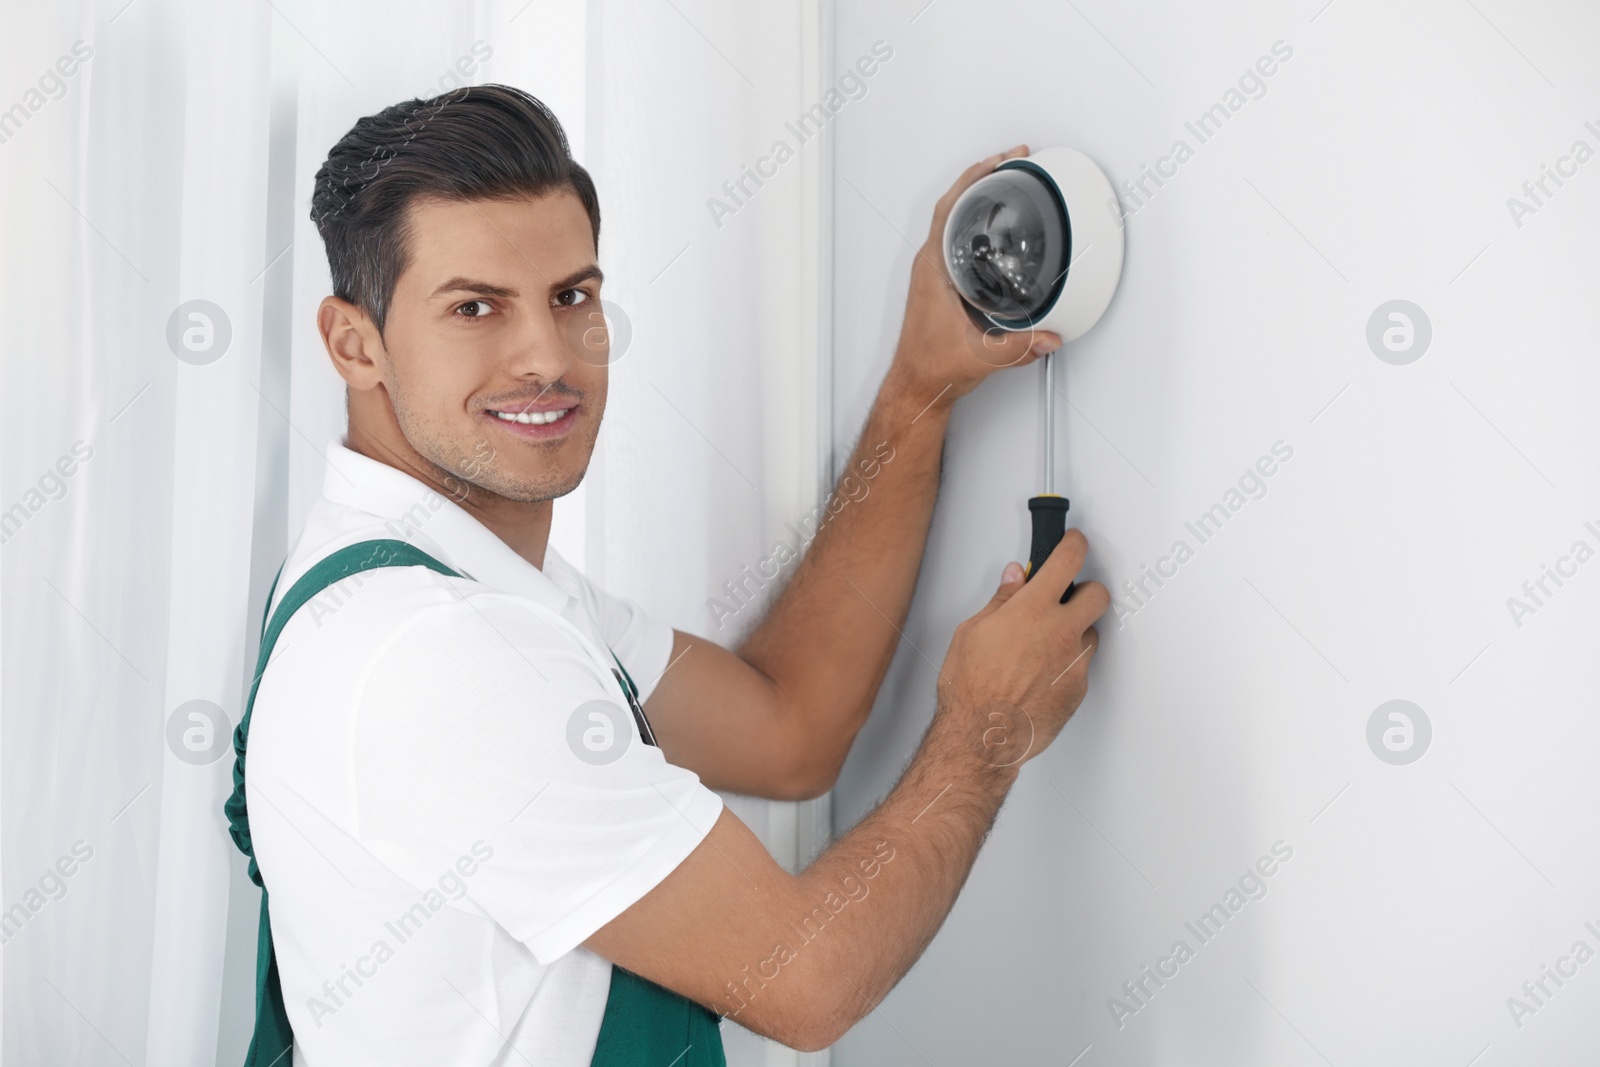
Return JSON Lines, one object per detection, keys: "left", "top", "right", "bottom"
{"left": 589, "top": 535, "right": 1108, "bottom": 1048}
{"left": 644, "top": 146, "right": 1065, "bottom": 800}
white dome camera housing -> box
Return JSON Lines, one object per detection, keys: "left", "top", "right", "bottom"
{"left": 942, "top": 147, "right": 1124, "bottom": 343}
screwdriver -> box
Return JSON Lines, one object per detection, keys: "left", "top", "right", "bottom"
{"left": 1024, "top": 347, "right": 1076, "bottom": 602}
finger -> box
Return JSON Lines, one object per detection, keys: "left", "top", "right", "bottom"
{"left": 1047, "top": 623, "right": 1099, "bottom": 693}
{"left": 968, "top": 326, "right": 1062, "bottom": 368}
{"left": 1077, "top": 624, "right": 1101, "bottom": 665}
{"left": 1062, "top": 580, "right": 1112, "bottom": 633}
{"left": 975, "top": 561, "right": 1028, "bottom": 618}
{"left": 1080, "top": 625, "right": 1101, "bottom": 665}
{"left": 1017, "top": 528, "right": 1089, "bottom": 606}
{"left": 995, "top": 560, "right": 1026, "bottom": 597}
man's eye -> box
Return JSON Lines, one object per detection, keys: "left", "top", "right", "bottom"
{"left": 555, "top": 289, "right": 592, "bottom": 308}
{"left": 456, "top": 300, "right": 496, "bottom": 318}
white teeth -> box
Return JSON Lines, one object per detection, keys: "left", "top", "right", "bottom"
{"left": 492, "top": 408, "right": 571, "bottom": 425}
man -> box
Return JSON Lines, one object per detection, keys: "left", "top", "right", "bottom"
{"left": 230, "top": 84, "right": 1108, "bottom": 1066}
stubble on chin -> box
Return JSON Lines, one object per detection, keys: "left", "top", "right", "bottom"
{"left": 411, "top": 422, "right": 596, "bottom": 506}
{"left": 388, "top": 377, "right": 598, "bottom": 505}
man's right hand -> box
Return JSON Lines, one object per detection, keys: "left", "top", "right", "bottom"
{"left": 936, "top": 529, "right": 1109, "bottom": 769}
{"left": 586, "top": 529, "right": 1110, "bottom": 1051}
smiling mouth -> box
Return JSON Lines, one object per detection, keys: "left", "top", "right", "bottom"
{"left": 488, "top": 407, "right": 573, "bottom": 426}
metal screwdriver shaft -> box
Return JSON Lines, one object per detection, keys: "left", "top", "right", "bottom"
{"left": 1043, "top": 347, "right": 1055, "bottom": 495}
{"left": 1025, "top": 347, "right": 1075, "bottom": 602}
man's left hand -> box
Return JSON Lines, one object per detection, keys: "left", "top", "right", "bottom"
{"left": 888, "top": 144, "right": 1063, "bottom": 409}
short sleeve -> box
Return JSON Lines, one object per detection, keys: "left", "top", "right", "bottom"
{"left": 543, "top": 549, "right": 675, "bottom": 704}
{"left": 352, "top": 590, "right": 723, "bottom": 963}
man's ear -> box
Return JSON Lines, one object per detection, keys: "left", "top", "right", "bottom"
{"left": 318, "top": 296, "right": 387, "bottom": 391}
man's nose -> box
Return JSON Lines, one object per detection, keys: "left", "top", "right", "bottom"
{"left": 505, "top": 305, "right": 578, "bottom": 380}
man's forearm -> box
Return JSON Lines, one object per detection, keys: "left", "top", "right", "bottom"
{"left": 737, "top": 366, "right": 955, "bottom": 779}
{"left": 724, "top": 699, "right": 1017, "bottom": 1048}
{"left": 589, "top": 520, "right": 1104, "bottom": 1052}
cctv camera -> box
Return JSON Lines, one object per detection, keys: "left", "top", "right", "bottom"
{"left": 942, "top": 147, "right": 1124, "bottom": 343}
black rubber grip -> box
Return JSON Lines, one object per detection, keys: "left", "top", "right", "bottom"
{"left": 1026, "top": 495, "right": 1076, "bottom": 604}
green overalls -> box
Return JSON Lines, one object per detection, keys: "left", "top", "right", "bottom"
{"left": 223, "top": 539, "right": 726, "bottom": 1067}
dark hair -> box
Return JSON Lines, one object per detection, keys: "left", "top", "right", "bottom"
{"left": 310, "top": 84, "right": 600, "bottom": 334}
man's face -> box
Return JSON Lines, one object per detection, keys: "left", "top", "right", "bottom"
{"left": 378, "top": 190, "right": 609, "bottom": 503}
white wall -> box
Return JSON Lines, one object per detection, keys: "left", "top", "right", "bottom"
{"left": 827, "top": 2, "right": 1600, "bottom": 1064}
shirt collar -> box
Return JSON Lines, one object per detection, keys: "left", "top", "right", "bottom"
{"left": 321, "top": 438, "right": 577, "bottom": 617}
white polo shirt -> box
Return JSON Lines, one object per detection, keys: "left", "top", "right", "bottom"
{"left": 246, "top": 441, "right": 724, "bottom": 1067}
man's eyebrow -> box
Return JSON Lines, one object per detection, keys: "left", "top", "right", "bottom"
{"left": 430, "top": 276, "right": 519, "bottom": 300}
{"left": 550, "top": 264, "right": 604, "bottom": 292}
{"left": 427, "top": 265, "right": 603, "bottom": 301}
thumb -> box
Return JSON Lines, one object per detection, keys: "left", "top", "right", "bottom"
{"left": 986, "top": 561, "right": 1027, "bottom": 610}
{"left": 966, "top": 326, "right": 1062, "bottom": 371}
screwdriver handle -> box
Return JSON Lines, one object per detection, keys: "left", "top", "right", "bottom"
{"left": 1025, "top": 495, "right": 1076, "bottom": 604}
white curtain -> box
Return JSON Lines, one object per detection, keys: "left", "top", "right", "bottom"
{"left": 2, "top": 0, "right": 830, "bottom": 1063}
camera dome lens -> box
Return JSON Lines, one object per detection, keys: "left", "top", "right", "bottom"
{"left": 945, "top": 166, "right": 1069, "bottom": 324}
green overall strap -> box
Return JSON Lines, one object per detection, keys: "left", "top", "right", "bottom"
{"left": 591, "top": 967, "right": 727, "bottom": 1067}
{"left": 223, "top": 538, "right": 726, "bottom": 1067}
{"left": 591, "top": 656, "right": 726, "bottom": 1064}
{"left": 224, "top": 540, "right": 459, "bottom": 1067}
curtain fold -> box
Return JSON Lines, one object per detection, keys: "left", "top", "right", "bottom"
{"left": 2, "top": 2, "right": 826, "bottom": 1063}
{"left": 142, "top": 0, "right": 274, "bottom": 1061}
{"left": 3, "top": 0, "right": 274, "bottom": 1063}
